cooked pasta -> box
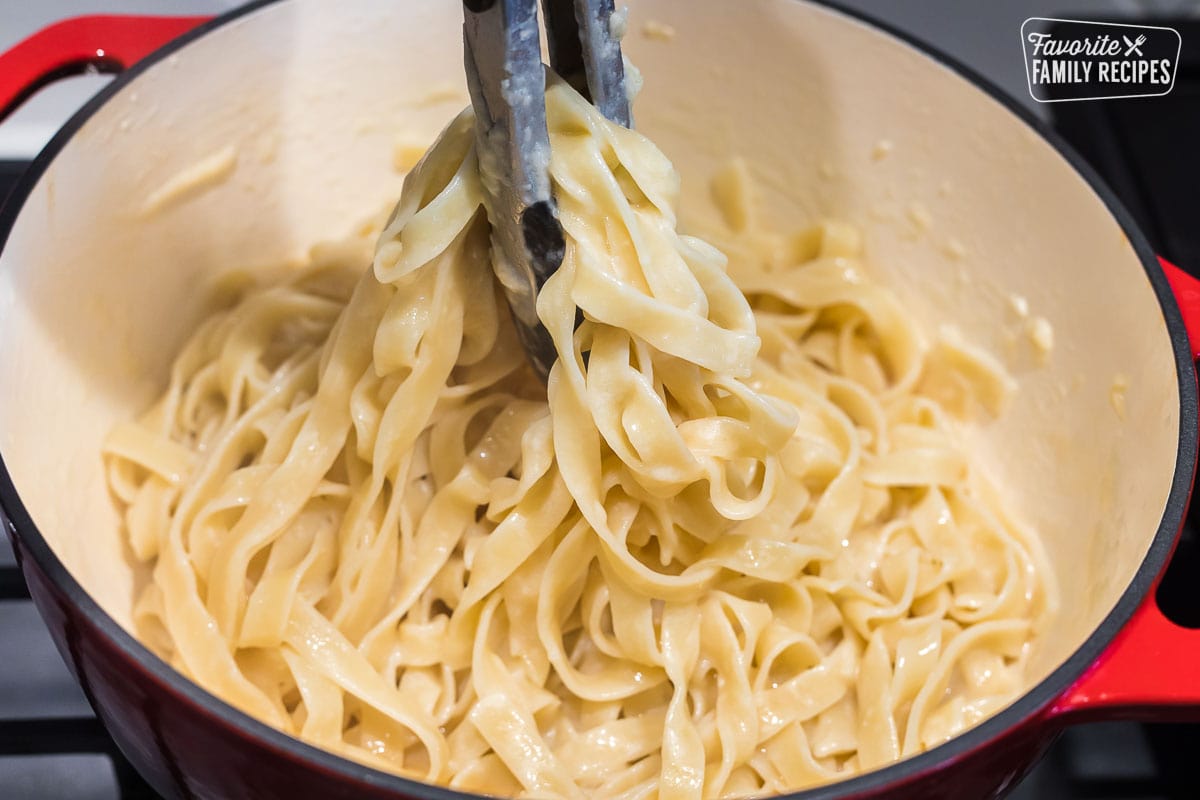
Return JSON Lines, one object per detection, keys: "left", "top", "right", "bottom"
{"left": 103, "top": 78, "right": 1054, "bottom": 798}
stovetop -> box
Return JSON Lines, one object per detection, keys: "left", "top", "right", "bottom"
{"left": 3, "top": 4, "right": 1200, "bottom": 800}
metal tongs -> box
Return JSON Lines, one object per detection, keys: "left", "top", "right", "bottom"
{"left": 464, "top": 0, "right": 631, "bottom": 379}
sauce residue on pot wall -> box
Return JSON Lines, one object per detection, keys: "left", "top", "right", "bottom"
{"left": 139, "top": 145, "right": 238, "bottom": 217}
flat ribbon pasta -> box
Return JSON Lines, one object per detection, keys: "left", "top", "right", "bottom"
{"left": 104, "top": 77, "right": 1055, "bottom": 798}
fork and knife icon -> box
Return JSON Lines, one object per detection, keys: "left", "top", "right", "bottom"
{"left": 1123, "top": 34, "right": 1147, "bottom": 56}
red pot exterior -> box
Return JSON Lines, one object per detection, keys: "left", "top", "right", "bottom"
{"left": 9, "top": 519, "right": 1060, "bottom": 800}
{"left": 0, "top": 15, "right": 211, "bottom": 123}
{"left": 7, "top": 523, "right": 410, "bottom": 800}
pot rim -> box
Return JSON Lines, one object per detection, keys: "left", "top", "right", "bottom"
{"left": 0, "top": 1, "right": 1194, "bottom": 798}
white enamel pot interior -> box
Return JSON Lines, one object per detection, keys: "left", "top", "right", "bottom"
{"left": 0, "top": 0, "right": 1193, "bottom": 797}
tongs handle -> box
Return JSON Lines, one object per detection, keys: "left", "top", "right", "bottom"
{"left": 542, "top": 0, "right": 631, "bottom": 127}
{"left": 463, "top": 0, "right": 629, "bottom": 380}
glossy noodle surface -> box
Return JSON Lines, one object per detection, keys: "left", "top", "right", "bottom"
{"left": 103, "top": 80, "right": 1054, "bottom": 798}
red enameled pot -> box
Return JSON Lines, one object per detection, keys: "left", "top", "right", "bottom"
{"left": 1, "top": 2, "right": 1199, "bottom": 798}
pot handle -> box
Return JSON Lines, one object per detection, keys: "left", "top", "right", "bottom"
{"left": 1049, "top": 256, "right": 1200, "bottom": 723}
{"left": 0, "top": 15, "right": 212, "bottom": 124}
{"left": 1163, "top": 258, "right": 1200, "bottom": 360}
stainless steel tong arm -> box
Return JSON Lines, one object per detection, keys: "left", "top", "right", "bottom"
{"left": 463, "top": 0, "right": 630, "bottom": 379}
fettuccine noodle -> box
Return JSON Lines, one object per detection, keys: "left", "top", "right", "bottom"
{"left": 104, "top": 79, "right": 1054, "bottom": 798}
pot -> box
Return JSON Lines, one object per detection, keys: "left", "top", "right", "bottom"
{"left": 1, "top": 2, "right": 1199, "bottom": 798}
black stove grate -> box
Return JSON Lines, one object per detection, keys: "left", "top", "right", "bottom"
{"left": 0, "top": 558, "right": 158, "bottom": 797}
